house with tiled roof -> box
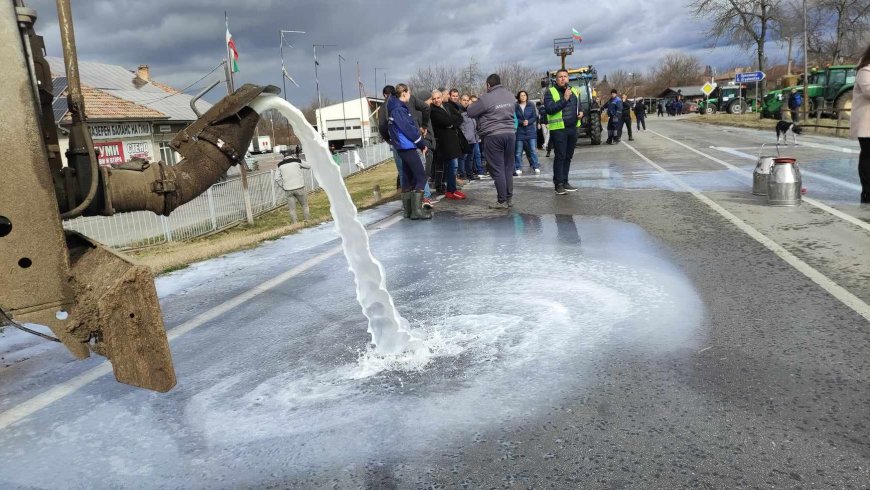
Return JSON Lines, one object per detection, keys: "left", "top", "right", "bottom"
{"left": 48, "top": 57, "right": 212, "bottom": 167}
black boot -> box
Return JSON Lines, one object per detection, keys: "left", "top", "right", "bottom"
{"left": 410, "top": 191, "right": 433, "bottom": 220}
{"left": 401, "top": 192, "right": 413, "bottom": 218}
{"left": 861, "top": 192, "right": 870, "bottom": 204}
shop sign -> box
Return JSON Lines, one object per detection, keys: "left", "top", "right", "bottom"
{"left": 89, "top": 122, "right": 152, "bottom": 140}
{"left": 94, "top": 141, "right": 125, "bottom": 166}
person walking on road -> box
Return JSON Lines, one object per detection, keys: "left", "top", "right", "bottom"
{"left": 514, "top": 90, "right": 540, "bottom": 175}
{"left": 619, "top": 93, "right": 634, "bottom": 142}
{"left": 537, "top": 101, "right": 551, "bottom": 157}
{"left": 467, "top": 73, "right": 518, "bottom": 208}
{"left": 543, "top": 69, "right": 584, "bottom": 195}
{"left": 605, "top": 89, "right": 622, "bottom": 145}
{"left": 657, "top": 100, "right": 664, "bottom": 117}
{"left": 388, "top": 83, "right": 432, "bottom": 219}
{"left": 634, "top": 98, "right": 647, "bottom": 131}
{"left": 431, "top": 89, "right": 466, "bottom": 200}
{"left": 852, "top": 43, "right": 870, "bottom": 204}
{"left": 276, "top": 156, "right": 311, "bottom": 224}
{"left": 787, "top": 88, "right": 802, "bottom": 123}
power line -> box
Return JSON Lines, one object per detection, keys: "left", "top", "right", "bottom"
{"left": 135, "top": 61, "right": 226, "bottom": 104}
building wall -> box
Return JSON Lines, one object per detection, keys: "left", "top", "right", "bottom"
{"left": 56, "top": 120, "right": 185, "bottom": 167}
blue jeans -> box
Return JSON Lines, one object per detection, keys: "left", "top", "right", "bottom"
{"left": 393, "top": 147, "right": 431, "bottom": 197}
{"left": 515, "top": 138, "right": 539, "bottom": 170}
{"left": 464, "top": 142, "right": 482, "bottom": 175}
{"left": 445, "top": 157, "right": 459, "bottom": 192}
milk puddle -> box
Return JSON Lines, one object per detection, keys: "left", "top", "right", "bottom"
{"left": 250, "top": 95, "right": 420, "bottom": 356}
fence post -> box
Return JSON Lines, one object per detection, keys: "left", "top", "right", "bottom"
{"left": 207, "top": 186, "right": 217, "bottom": 231}
{"left": 161, "top": 215, "right": 173, "bottom": 243}
{"left": 239, "top": 164, "right": 255, "bottom": 225}
{"left": 270, "top": 169, "right": 278, "bottom": 207}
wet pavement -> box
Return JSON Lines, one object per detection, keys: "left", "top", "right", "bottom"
{"left": 1, "top": 118, "right": 869, "bottom": 488}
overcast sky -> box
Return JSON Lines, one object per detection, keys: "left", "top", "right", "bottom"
{"left": 27, "top": 0, "right": 788, "bottom": 105}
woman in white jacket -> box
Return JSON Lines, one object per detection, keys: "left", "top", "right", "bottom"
{"left": 852, "top": 43, "right": 870, "bottom": 203}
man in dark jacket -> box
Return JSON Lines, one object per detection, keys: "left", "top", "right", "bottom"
{"left": 634, "top": 98, "right": 647, "bottom": 131}
{"left": 468, "top": 73, "right": 518, "bottom": 208}
{"left": 619, "top": 93, "right": 633, "bottom": 141}
{"left": 604, "top": 89, "right": 622, "bottom": 144}
{"left": 431, "top": 89, "right": 466, "bottom": 200}
{"left": 543, "top": 69, "right": 584, "bottom": 195}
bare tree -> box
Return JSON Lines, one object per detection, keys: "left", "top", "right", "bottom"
{"left": 649, "top": 52, "right": 704, "bottom": 92}
{"left": 816, "top": 0, "right": 870, "bottom": 63}
{"left": 409, "top": 63, "right": 461, "bottom": 95}
{"left": 772, "top": 0, "right": 804, "bottom": 74}
{"left": 689, "top": 0, "right": 782, "bottom": 91}
{"left": 457, "top": 57, "right": 484, "bottom": 96}
{"left": 492, "top": 61, "right": 541, "bottom": 97}
{"left": 607, "top": 69, "right": 634, "bottom": 94}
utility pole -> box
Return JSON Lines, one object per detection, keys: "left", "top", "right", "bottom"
{"left": 313, "top": 44, "right": 335, "bottom": 140}
{"left": 802, "top": 0, "right": 809, "bottom": 122}
{"left": 357, "top": 61, "right": 367, "bottom": 148}
{"left": 339, "top": 53, "right": 348, "bottom": 142}
{"left": 225, "top": 12, "right": 253, "bottom": 225}
{"left": 374, "top": 67, "right": 385, "bottom": 96}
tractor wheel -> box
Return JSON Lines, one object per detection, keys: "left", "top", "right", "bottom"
{"left": 834, "top": 89, "right": 853, "bottom": 120}
{"left": 727, "top": 100, "right": 744, "bottom": 114}
{"left": 590, "top": 119, "right": 602, "bottom": 145}
{"left": 704, "top": 105, "right": 716, "bottom": 115}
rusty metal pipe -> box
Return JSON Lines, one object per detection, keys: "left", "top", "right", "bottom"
{"left": 56, "top": 0, "right": 99, "bottom": 219}
{"left": 106, "top": 84, "right": 271, "bottom": 216}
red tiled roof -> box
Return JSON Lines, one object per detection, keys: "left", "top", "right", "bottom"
{"left": 58, "top": 86, "right": 167, "bottom": 122}
{"left": 149, "top": 79, "right": 180, "bottom": 95}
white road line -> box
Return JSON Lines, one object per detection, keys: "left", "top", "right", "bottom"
{"left": 0, "top": 213, "right": 405, "bottom": 431}
{"left": 710, "top": 146, "right": 864, "bottom": 192}
{"left": 648, "top": 130, "right": 870, "bottom": 234}
{"left": 623, "top": 141, "right": 870, "bottom": 326}
{"left": 692, "top": 123, "right": 860, "bottom": 154}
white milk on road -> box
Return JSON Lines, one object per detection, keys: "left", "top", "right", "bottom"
{"left": 250, "top": 95, "right": 422, "bottom": 355}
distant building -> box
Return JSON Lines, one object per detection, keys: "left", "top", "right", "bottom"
{"left": 48, "top": 57, "right": 210, "bottom": 167}
{"left": 657, "top": 86, "right": 706, "bottom": 102}
{"left": 314, "top": 97, "right": 384, "bottom": 147}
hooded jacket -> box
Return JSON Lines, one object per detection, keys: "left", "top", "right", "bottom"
{"left": 515, "top": 102, "right": 539, "bottom": 141}
{"left": 466, "top": 84, "right": 516, "bottom": 137}
{"left": 387, "top": 96, "right": 426, "bottom": 151}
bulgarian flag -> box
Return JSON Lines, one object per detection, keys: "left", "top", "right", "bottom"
{"left": 572, "top": 28, "right": 583, "bottom": 42}
{"left": 226, "top": 17, "right": 239, "bottom": 73}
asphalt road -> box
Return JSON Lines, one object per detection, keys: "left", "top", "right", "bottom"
{"left": 1, "top": 117, "right": 869, "bottom": 488}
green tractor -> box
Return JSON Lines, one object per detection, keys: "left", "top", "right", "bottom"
{"left": 697, "top": 83, "right": 755, "bottom": 114}
{"left": 761, "top": 65, "right": 856, "bottom": 119}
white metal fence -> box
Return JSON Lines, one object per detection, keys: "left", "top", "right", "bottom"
{"left": 63, "top": 143, "right": 394, "bottom": 249}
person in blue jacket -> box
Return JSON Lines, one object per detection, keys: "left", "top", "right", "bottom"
{"left": 605, "top": 89, "right": 623, "bottom": 144}
{"left": 514, "top": 90, "right": 540, "bottom": 175}
{"left": 388, "top": 84, "right": 432, "bottom": 220}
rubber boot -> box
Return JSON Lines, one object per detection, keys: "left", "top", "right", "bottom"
{"left": 410, "top": 191, "right": 432, "bottom": 220}
{"left": 401, "top": 192, "right": 413, "bottom": 218}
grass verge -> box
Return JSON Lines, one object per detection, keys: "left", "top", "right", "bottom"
{"left": 129, "top": 161, "right": 399, "bottom": 275}
{"left": 685, "top": 113, "right": 851, "bottom": 139}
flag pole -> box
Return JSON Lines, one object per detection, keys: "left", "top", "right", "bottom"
{"left": 357, "top": 61, "right": 367, "bottom": 149}
{"left": 225, "top": 11, "right": 235, "bottom": 93}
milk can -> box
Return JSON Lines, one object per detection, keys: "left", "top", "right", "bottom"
{"left": 767, "top": 157, "right": 801, "bottom": 206}
{"left": 753, "top": 144, "right": 776, "bottom": 196}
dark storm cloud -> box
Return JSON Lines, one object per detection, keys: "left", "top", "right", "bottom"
{"left": 25, "top": 0, "right": 785, "bottom": 105}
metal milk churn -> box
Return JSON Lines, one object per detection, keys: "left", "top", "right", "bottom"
{"left": 753, "top": 156, "right": 775, "bottom": 195}
{"left": 767, "top": 157, "right": 801, "bottom": 206}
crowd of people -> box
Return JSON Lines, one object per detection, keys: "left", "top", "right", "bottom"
{"left": 376, "top": 69, "right": 651, "bottom": 218}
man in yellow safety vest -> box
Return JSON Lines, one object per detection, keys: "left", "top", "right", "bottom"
{"left": 543, "top": 69, "right": 584, "bottom": 195}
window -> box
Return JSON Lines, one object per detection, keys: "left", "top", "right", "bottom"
{"left": 159, "top": 141, "right": 177, "bottom": 165}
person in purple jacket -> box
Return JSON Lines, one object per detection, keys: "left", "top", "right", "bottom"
{"left": 388, "top": 84, "right": 432, "bottom": 220}
{"left": 514, "top": 90, "right": 540, "bottom": 175}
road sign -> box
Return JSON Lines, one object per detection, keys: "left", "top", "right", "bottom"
{"left": 735, "top": 71, "right": 766, "bottom": 83}
{"left": 701, "top": 82, "right": 716, "bottom": 96}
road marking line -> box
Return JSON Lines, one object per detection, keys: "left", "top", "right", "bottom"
{"left": 692, "top": 123, "right": 860, "bottom": 154}
{"left": 623, "top": 141, "right": 870, "bottom": 326}
{"left": 710, "top": 146, "right": 864, "bottom": 192}
{"left": 0, "top": 213, "right": 405, "bottom": 431}
{"left": 649, "top": 130, "right": 870, "bottom": 234}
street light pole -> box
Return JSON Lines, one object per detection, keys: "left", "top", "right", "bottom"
{"left": 374, "top": 67, "right": 385, "bottom": 96}
{"left": 313, "top": 43, "right": 336, "bottom": 140}
{"left": 338, "top": 53, "right": 348, "bottom": 142}
{"left": 279, "top": 30, "right": 304, "bottom": 100}
{"left": 802, "top": 0, "right": 809, "bottom": 122}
